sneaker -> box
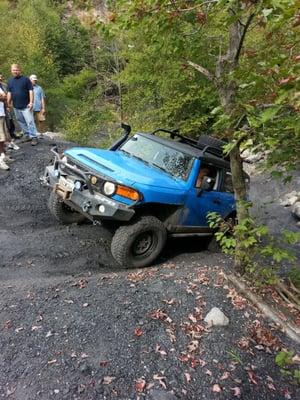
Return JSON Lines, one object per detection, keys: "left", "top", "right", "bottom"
{"left": 31, "top": 138, "right": 38, "bottom": 146}
{"left": 7, "top": 141, "right": 20, "bottom": 150}
{"left": 4, "top": 155, "right": 14, "bottom": 163}
{"left": 0, "top": 154, "right": 10, "bottom": 170}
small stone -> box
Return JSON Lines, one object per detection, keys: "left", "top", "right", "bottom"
{"left": 204, "top": 307, "right": 229, "bottom": 326}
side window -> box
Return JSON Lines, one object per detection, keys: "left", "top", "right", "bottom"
{"left": 223, "top": 170, "right": 234, "bottom": 193}
{"left": 195, "top": 163, "right": 220, "bottom": 190}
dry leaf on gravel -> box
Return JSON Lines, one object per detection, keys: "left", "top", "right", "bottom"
{"left": 153, "top": 374, "right": 167, "bottom": 389}
{"left": 205, "top": 369, "right": 212, "bottom": 376}
{"left": 70, "top": 279, "right": 88, "bottom": 289}
{"left": 247, "top": 370, "right": 258, "bottom": 385}
{"left": 165, "top": 328, "right": 176, "bottom": 343}
{"left": 237, "top": 337, "right": 251, "bottom": 350}
{"left": 231, "top": 387, "right": 241, "bottom": 397}
{"left": 249, "top": 322, "right": 281, "bottom": 350}
{"left": 212, "top": 384, "right": 222, "bottom": 393}
{"left": 149, "top": 309, "right": 172, "bottom": 324}
{"left": 162, "top": 298, "right": 176, "bottom": 305}
{"left": 184, "top": 372, "right": 191, "bottom": 383}
{"left": 81, "top": 353, "right": 89, "bottom": 359}
{"left": 103, "top": 376, "right": 116, "bottom": 385}
{"left": 134, "top": 327, "right": 143, "bottom": 337}
{"left": 47, "top": 359, "right": 57, "bottom": 365}
{"left": 4, "top": 320, "right": 12, "bottom": 329}
{"left": 155, "top": 344, "right": 167, "bottom": 356}
{"left": 134, "top": 378, "right": 146, "bottom": 393}
{"left": 220, "top": 371, "right": 230, "bottom": 380}
{"left": 187, "top": 340, "right": 199, "bottom": 353}
{"left": 31, "top": 325, "right": 42, "bottom": 331}
{"left": 99, "top": 360, "right": 108, "bottom": 367}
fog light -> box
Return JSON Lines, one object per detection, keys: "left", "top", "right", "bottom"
{"left": 99, "top": 205, "right": 105, "bottom": 213}
{"left": 74, "top": 180, "right": 82, "bottom": 191}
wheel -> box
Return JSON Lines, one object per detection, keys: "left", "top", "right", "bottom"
{"left": 197, "top": 135, "right": 226, "bottom": 149}
{"left": 111, "top": 216, "right": 167, "bottom": 268}
{"left": 48, "top": 191, "right": 86, "bottom": 225}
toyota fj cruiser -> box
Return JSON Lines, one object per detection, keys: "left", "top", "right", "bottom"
{"left": 43, "top": 124, "right": 242, "bottom": 268}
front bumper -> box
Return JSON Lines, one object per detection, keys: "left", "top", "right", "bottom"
{"left": 42, "top": 162, "right": 135, "bottom": 222}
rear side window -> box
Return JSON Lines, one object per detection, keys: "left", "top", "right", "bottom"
{"left": 223, "top": 171, "right": 234, "bottom": 193}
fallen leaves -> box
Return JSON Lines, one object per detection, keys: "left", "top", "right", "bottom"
{"left": 231, "top": 387, "right": 241, "bottom": 397}
{"left": 127, "top": 269, "right": 157, "bottom": 282}
{"left": 212, "top": 384, "right": 222, "bottom": 393}
{"left": 149, "top": 309, "right": 172, "bottom": 324}
{"left": 134, "top": 378, "right": 146, "bottom": 393}
{"left": 227, "top": 288, "right": 247, "bottom": 310}
{"left": 103, "top": 376, "right": 116, "bottom": 385}
{"left": 184, "top": 372, "right": 191, "bottom": 383}
{"left": 153, "top": 374, "right": 167, "bottom": 389}
{"left": 187, "top": 340, "right": 199, "bottom": 353}
{"left": 47, "top": 359, "right": 57, "bottom": 365}
{"left": 247, "top": 369, "right": 258, "bottom": 385}
{"left": 155, "top": 344, "right": 167, "bottom": 356}
{"left": 4, "top": 320, "right": 12, "bottom": 329}
{"left": 249, "top": 321, "right": 281, "bottom": 350}
{"left": 71, "top": 279, "right": 88, "bottom": 289}
{"left": 134, "top": 327, "right": 143, "bottom": 337}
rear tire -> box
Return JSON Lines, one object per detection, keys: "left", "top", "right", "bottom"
{"left": 48, "top": 192, "right": 86, "bottom": 225}
{"left": 111, "top": 216, "right": 167, "bottom": 268}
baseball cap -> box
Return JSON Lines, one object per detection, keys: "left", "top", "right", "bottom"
{"left": 30, "top": 74, "right": 38, "bottom": 80}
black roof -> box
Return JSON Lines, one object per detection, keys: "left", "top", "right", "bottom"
{"left": 137, "top": 132, "right": 230, "bottom": 169}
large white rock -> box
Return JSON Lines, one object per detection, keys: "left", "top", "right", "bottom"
{"left": 292, "top": 201, "right": 300, "bottom": 220}
{"left": 279, "top": 191, "right": 299, "bottom": 207}
{"left": 204, "top": 307, "right": 229, "bottom": 327}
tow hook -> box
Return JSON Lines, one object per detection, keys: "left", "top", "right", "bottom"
{"left": 82, "top": 201, "right": 92, "bottom": 212}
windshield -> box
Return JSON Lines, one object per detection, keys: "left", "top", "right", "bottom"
{"left": 119, "top": 135, "right": 194, "bottom": 181}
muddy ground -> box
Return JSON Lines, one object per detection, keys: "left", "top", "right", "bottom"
{"left": 0, "top": 139, "right": 299, "bottom": 400}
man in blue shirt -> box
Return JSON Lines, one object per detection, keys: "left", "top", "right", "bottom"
{"left": 30, "top": 74, "right": 46, "bottom": 135}
{"left": 7, "top": 64, "right": 38, "bottom": 146}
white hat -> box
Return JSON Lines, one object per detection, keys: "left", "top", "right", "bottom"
{"left": 30, "top": 74, "right": 38, "bottom": 80}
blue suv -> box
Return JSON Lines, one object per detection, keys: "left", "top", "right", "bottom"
{"left": 43, "top": 124, "right": 240, "bottom": 268}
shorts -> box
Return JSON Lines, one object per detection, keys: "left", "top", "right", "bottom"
{"left": 0, "top": 116, "right": 10, "bottom": 142}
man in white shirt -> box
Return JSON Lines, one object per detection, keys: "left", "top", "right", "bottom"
{"left": 0, "top": 87, "right": 11, "bottom": 170}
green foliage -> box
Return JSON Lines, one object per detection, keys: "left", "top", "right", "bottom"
{"left": 289, "top": 267, "right": 300, "bottom": 290}
{"left": 275, "top": 350, "right": 300, "bottom": 383}
{"left": 207, "top": 211, "right": 299, "bottom": 286}
{"left": 275, "top": 350, "right": 293, "bottom": 368}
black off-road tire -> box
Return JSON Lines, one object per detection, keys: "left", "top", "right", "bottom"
{"left": 111, "top": 216, "right": 167, "bottom": 268}
{"left": 197, "top": 134, "right": 226, "bottom": 149}
{"left": 48, "top": 192, "right": 86, "bottom": 225}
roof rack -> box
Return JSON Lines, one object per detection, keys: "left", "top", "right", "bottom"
{"left": 150, "top": 128, "right": 226, "bottom": 159}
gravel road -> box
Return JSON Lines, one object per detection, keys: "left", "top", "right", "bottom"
{"left": 0, "top": 139, "right": 299, "bottom": 400}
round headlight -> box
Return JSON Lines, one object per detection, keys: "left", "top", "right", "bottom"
{"left": 103, "top": 181, "right": 116, "bottom": 196}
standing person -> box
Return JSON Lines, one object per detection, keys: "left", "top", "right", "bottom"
{"left": 0, "top": 73, "right": 19, "bottom": 150}
{"left": 0, "top": 86, "right": 11, "bottom": 170}
{"left": 30, "top": 74, "right": 46, "bottom": 135}
{"left": 7, "top": 64, "right": 38, "bottom": 146}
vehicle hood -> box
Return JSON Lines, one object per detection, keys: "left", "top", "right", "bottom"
{"left": 65, "top": 148, "right": 187, "bottom": 190}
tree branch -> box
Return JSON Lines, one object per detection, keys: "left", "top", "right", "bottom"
{"left": 235, "top": 13, "right": 255, "bottom": 63}
{"left": 188, "top": 60, "right": 215, "bottom": 81}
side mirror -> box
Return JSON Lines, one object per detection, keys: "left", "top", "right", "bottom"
{"left": 201, "top": 176, "right": 214, "bottom": 192}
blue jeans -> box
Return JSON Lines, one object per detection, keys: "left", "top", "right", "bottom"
{"left": 14, "top": 108, "right": 37, "bottom": 138}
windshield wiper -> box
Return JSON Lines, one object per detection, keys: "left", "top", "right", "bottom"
{"left": 120, "top": 150, "right": 151, "bottom": 166}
